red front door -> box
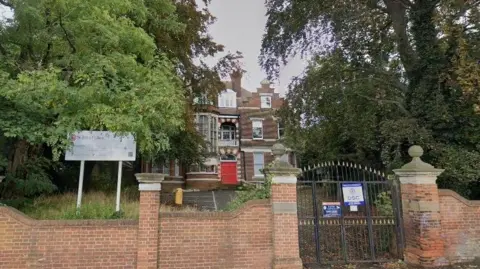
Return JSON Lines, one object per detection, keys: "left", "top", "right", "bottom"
{"left": 221, "top": 162, "right": 238, "bottom": 185}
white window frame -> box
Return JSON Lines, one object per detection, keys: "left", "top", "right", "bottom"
{"left": 163, "top": 161, "right": 170, "bottom": 176}
{"left": 220, "top": 123, "right": 236, "bottom": 141}
{"left": 252, "top": 120, "right": 263, "bottom": 140}
{"left": 253, "top": 152, "right": 264, "bottom": 177}
{"left": 260, "top": 95, "right": 272, "bottom": 108}
{"left": 218, "top": 89, "right": 237, "bottom": 108}
{"left": 174, "top": 160, "right": 180, "bottom": 176}
{"left": 277, "top": 121, "right": 285, "bottom": 139}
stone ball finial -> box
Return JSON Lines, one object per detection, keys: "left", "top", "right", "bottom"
{"left": 408, "top": 145, "right": 424, "bottom": 158}
{"left": 260, "top": 79, "right": 271, "bottom": 85}
{"left": 272, "top": 143, "right": 286, "bottom": 160}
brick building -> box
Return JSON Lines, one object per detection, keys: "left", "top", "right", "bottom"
{"left": 141, "top": 71, "right": 297, "bottom": 190}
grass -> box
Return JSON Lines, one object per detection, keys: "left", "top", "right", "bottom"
{"left": 21, "top": 191, "right": 199, "bottom": 220}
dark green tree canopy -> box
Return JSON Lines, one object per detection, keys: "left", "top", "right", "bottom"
{"left": 0, "top": 0, "right": 238, "bottom": 200}
{"left": 260, "top": 0, "right": 480, "bottom": 198}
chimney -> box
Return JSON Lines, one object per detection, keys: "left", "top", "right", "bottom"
{"left": 258, "top": 79, "right": 274, "bottom": 93}
{"left": 230, "top": 70, "right": 242, "bottom": 98}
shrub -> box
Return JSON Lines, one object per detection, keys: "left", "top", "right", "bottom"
{"left": 224, "top": 174, "right": 272, "bottom": 211}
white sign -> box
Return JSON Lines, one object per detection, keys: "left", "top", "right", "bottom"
{"left": 65, "top": 131, "right": 136, "bottom": 161}
{"left": 342, "top": 183, "right": 365, "bottom": 206}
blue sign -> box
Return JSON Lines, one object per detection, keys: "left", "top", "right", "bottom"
{"left": 322, "top": 202, "right": 342, "bottom": 218}
{"left": 342, "top": 183, "right": 365, "bottom": 206}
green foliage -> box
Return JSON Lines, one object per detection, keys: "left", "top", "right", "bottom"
{"left": 0, "top": 0, "right": 186, "bottom": 157}
{"left": 224, "top": 175, "right": 272, "bottom": 211}
{"left": 374, "top": 191, "right": 393, "bottom": 217}
{"left": 0, "top": 157, "right": 57, "bottom": 203}
{"left": 261, "top": 0, "right": 480, "bottom": 198}
{"left": 21, "top": 192, "right": 140, "bottom": 220}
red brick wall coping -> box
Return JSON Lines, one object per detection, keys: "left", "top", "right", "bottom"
{"left": 439, "top": 189, "right": 480, "bottom": 207}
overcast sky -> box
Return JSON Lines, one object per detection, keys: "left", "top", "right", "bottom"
{"left": 202, "top": 0, "right": 306, "bottom": 94}
{"left": 0, "top": 1, "right": 307, "bottom": 94}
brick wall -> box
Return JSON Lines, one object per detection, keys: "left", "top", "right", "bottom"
{"left": 0, "top": 200, "right": 273, "bottom": 269}
{"left": 0, "top": 207, "right": 137, "bottom": 269}
{"left": 158, "top": 200, "right": 273, "bottom": 268}
{"left": 439, "top": 189, "right": 480, "bottom": 263}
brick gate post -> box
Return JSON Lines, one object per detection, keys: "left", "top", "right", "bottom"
{"left": 393, "top": 146, "right": 447, "bottom": 267}
{"left": 264, "top": 143, "right": 303, "bottom": 269}
{"left": 135, "top": 173, "right": 164, "bottom": 269}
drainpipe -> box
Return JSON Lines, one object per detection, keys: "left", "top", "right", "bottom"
{"left": 238, "top": 114, "right": 247, "bottom": 182}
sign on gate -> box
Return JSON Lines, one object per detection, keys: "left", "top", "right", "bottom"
{"left": 341, "top": 183, "right": 365, "bottom": 206}
{"left": 322, "top": 202, "right": 342, "bottom": 218}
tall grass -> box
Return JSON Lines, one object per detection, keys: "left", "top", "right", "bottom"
{"left": 22, "top": 190, "right": 198, "bottom": 220}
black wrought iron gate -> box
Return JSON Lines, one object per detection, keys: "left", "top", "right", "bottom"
{"left": 296, "top": 162, "right": 404, "bottom": 267}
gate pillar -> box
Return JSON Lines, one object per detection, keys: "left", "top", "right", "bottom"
{"left": 393, "top": 146, "right": 447, "bottom": 267}
{"left": 265, "top": 143, "right": 303, "bottom": 269}
{"left": 135, "top": 173, "right": 164, "bottom": 269}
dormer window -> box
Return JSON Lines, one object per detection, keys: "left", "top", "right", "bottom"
{"left": 260, "top": 95, "right": 272, "bottom": 108}
{"left": 218, "top": 89, "right": 237, "bottom": 108}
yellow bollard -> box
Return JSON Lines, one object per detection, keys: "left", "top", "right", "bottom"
{"left": 174, "top": 188, "right": 183, "bottom": 205}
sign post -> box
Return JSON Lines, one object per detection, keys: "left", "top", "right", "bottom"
{"left": 115, "top": 160, "right": 123, "bottom": 212}
{"left": 76, "top": 160, "right": 86, "bottom": 209}
{"left": 65, "top": 131, "right": 136, "bottom": 212}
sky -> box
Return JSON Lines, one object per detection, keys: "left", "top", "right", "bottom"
{"left": 0, "top": 1, "right": 307, "bottom": 95}
{"left": 201, "top": 0, "right": 307, "bottom": 95}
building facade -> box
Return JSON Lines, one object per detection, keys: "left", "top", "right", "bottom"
{"left": 141, "top": 71, "right": 296, "bottom": 191}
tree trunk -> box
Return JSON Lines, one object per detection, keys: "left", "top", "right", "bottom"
{"left": 8, "top": 139, "right": 29, "bottom": 174}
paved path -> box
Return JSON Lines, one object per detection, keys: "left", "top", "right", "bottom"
{"left": 161, "top": 190, "right": 237, "bottom": 211}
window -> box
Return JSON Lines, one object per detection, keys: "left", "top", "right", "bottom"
{"left": 209, "top": 115, "right": 218, "bottom": 152}
{"left": 253, "top": 152, "right": 264, "bottom": 176}
{"left": 193, "top": 93, "right": 213, "bottom": 105}
{"left": 163, "top": 161, "right": 170, "bottom": 175}
{"left": 195, "top": 113, "right": 218, "bottom": 153}
{"left": 221, "top": 154, "right": 236, "bottom": 161}
{"left": 174, "top": 160, "right": 180, "bottom": 176}
{"left": 252, "top": 120, "right": 263, "bottom": 139}
{"left": 152, "top": 160, "right": 171, "bottom": 175}
{"left": 190, "top": 163, "right": 217, "bottom": 173}
{"left": 260, "top": 95, "right": 272, "bottom": 108}
{"left": 278, "top": 121, "right": 285, "bottom": 139}
{"left": 220, "top": 123, "right": 236, "bottom": 140}
{"left": 197, "top": 115, "right": 209, "bottom": 137}
{"left": 218, "top": 89, "right": 237, "bottom": 108}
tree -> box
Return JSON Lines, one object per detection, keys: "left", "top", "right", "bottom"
{"left": 0, "top": 0, "right": 185, "bottom": 199}
{"left": 260, "top": 0, "right": 480, "bottom": 198}
{"left": 142, "top": 0, "right": 242, "bottom": 167}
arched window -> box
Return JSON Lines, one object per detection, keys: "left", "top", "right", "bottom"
{"left": 221, "top": 154, "right": 237, "bottom": 161}
{"left": 220, "top": 123, "right": 236, "bottom": 141}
